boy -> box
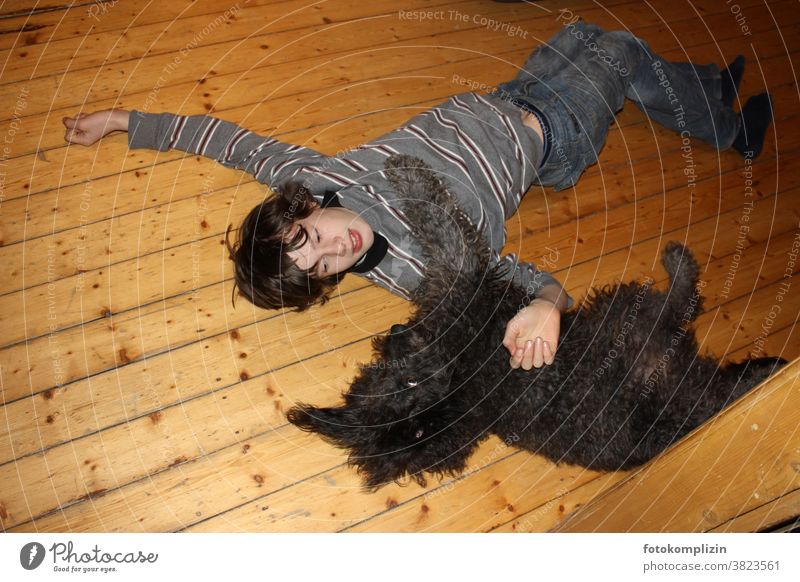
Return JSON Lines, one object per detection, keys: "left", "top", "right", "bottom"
{"left": 63, "top": 21, "right": 772, "bottom": 371}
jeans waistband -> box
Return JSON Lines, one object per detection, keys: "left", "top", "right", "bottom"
{"left": 506, "top": 96, "right": 552, "bottom": 166}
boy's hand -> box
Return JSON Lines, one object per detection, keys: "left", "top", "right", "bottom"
{"left": 503, "top": 298, "right": 561, "bottom": 369}
{"left": 63, "top": 109, "right": 129, "bottom": 146}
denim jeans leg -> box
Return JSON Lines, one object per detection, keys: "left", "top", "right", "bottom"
{"left": 513, "top": 22, "right": 606, "bottom": 86}
{"left": 666, "top": 61, "right": 722, "bottom": 101}
{"left": 495, "top": 24, "right": 740, "bottom": 190}
{"left": 494, "top": 22, "right": 622, "bottom": 190}
{"left": 616, "top": 33, "right": 739, "bottom": 149}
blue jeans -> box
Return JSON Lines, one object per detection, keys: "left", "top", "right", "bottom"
{"left": 493, "top": 22, "right": 739, "bottom": 191}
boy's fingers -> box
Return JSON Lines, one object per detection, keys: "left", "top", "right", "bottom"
{"left": 502, "top": 324, "right": 519, "bottom": 352}
{"left": 532, "top": 337, "right": 544, "bottom": 368}
{"left": 510, "top": 339, "right": 555, "bottom": 369}
{"left": 65, "top": 130, "right": 89, "bottom": 146}
{"left": 509, "top": 347, "right": 522, "bottom": 369}
{"left": 63, "top": 114, "right": 91, "bottom": 131}
{"left": 522, "top": 340, "right": 534, "bottom": 370}
{"left": 543, "top": 341, "right": 554, "bottom": 365}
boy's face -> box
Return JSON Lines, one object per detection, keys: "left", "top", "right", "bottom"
{"left": 287, "top": 205, "right": 374, "bottom": 277}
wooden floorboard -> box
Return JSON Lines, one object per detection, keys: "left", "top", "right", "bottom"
{"left": 1, "top": 0, "right": 798, "bottom": 532}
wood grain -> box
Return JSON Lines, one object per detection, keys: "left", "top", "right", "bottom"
{"left": 1, "top": 0, "right": 797, "bottom": 532}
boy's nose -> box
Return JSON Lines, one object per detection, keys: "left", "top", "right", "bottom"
{"left": 323, "top": 236, "right": 346, "bottom": 256}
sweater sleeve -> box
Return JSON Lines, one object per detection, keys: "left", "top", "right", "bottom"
{"left": 127, "top": 110, "right": 326, "bottom": 188}
{"left": 492, "top": 251, "right": 574, "bottom": 309}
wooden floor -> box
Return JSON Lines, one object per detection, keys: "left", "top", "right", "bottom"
{"left": 0, "top": 0, "right": 798, "bottom": 532}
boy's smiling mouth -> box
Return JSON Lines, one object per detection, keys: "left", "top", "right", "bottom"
{"left": 349, "top": 229, "right": 362, "bottom": 254}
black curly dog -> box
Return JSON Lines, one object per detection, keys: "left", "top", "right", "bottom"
{"left": 288, "top": 155, "right": 786, "bottom": 489}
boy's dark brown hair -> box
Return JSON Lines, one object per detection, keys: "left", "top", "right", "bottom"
{"left": 224, "top": 182, "right": 344, "bottom": 311}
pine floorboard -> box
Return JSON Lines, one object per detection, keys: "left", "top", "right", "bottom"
{"left": 1, "top": 0, "right": 797, "bottom": 532}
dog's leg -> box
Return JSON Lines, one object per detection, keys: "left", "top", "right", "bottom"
{"left": 716, "top": 356, "right": 788, "bottom": 396}
{"left": 661, "top": 241, "right": 703, "bottom": 324}
{"left": 682, "top": 357, "right": 787, "bottom": 426}
{"left": 637, "top": 355, "right": 787, "bottom": 463}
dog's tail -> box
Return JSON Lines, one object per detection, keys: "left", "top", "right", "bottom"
{"left": 661, "top": 242, "right": 703, "bottom": 324}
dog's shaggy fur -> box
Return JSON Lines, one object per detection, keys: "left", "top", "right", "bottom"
{"left": 288, "top": 155, "right": 786, "bottom": 489}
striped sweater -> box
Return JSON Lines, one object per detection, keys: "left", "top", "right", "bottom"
{"left": 128, "top": 91, "right": 568, "bottom": 303}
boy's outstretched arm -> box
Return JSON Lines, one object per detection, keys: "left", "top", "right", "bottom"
{"left": 63, "top": 109, "right": 129, "bottom": 146}
{"left": 63, "top": 108, "right": 324, "bottom": 189}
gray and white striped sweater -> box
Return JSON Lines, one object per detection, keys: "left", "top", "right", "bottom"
{"left": 128, "top": 91, "right": 568, "bottom": 303}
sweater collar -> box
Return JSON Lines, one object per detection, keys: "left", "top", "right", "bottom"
{"left": 321, "top": 191, "right": 388, "bottom": 274}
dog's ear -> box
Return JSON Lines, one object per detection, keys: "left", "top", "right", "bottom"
{"left": 286, "top": 404, "right": 368, "bottom": 448}
{"left": 385, "top": 324, "right": 408, "bottom": 361}
{"left": 390, "top": 324, "right": 407, "bottom": 336}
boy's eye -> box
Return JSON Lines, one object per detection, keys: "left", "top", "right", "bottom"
{"left": 315, "top": 229, "right": 320, "bottom": 243}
